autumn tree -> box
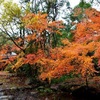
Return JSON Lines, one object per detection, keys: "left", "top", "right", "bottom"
{"left": 37, "top": 8, "right": 100, "bottom": 84}
{"left": 72, "top": 8, "right": 100, "bottom": 43}
{"left": 1, "top": 0, "right": 100, "bottom": 87}
{"left": 0, "top": 0, "right": 64, "bottom": 78}
{"left": 19, "top": 0, "right": 72, "bottom": 47}
{"left": 11, "top": 7, "right": 100, "bottom": 84}
{"left": 9, "top": 12, "right": 64, "bottom": 81}
{"left": 0, "top": 1, "right": 25, "bottom": 52}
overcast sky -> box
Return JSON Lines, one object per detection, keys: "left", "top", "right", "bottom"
{"left": 12, "top": 0, "right": 100, "bottom": 10}
{"left": 69, "top": 0, "right": 80, "bottom": 8}
{"left": 13, "top": 0, "right": 80, "bottom": 8}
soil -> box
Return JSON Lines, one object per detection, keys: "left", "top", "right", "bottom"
{"left": 0, "top": 71, "right": 100, "bottom": 100}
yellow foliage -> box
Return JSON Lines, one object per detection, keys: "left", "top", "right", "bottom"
{"left": 12, "top": 58, "right": 24, "bottom": 71}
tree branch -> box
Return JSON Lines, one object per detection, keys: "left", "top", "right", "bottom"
{"left": 0, "top": 26, "right": 25, "bottom": 52}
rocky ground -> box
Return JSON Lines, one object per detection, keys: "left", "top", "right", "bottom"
{"left": 0, "top": 71, "right": 100, "bottom": 100}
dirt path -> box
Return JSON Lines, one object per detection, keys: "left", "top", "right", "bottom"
{"left": 0, "top": 71, "right": 39, "bottom": 100}
{"left": 0, "top": 71, "right": 100, "bottom": 100}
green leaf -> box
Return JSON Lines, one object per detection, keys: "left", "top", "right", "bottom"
{"left": 1, "top": 1, "right": 21, "bottom": 23}
{"left": 66, "top": 2, "right": 70, "bottom": 7}
{"left": 66, "top": 32, "right": 73, "bottom": 41}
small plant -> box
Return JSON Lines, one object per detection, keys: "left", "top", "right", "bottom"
{"left": 36, "top": 86, "right": 53, "bottom": 95}
{"left": 51, "top": 73, "right": 74, "bottom": 84}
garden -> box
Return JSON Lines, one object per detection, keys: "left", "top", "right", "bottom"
{"left": 0, "top": 0, "right": 100, "bottom": 99}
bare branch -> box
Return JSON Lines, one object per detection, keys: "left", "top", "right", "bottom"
{"left": 0, "top": 26, "right": 25, "bottom": 52}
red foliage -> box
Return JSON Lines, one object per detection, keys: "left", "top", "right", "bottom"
{"left": 1, "top": 9, "right": 100, "bottom": 82}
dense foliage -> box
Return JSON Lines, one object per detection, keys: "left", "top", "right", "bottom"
{"left": 0, "top": 0, "right": 100, "bottom": 84}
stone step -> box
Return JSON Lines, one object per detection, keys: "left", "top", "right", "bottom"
{"left": 0, "top": 71, "right": 16, "bottom": 77}
{"left": 0, "top": 95, "right": 14, "bottom": 100}
{"left": 0, "top": 92, "right": 5, "bottom": 96}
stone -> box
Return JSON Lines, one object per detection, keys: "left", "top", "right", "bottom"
{"left": 50, "top": 85, "right": 58, "bottom": 91}
{"left": 0, "top": 82, "right": 3, "bottom": 85}
{"left": 0, "top": 95, "right": 14, "bottom": 100}
{"left": 10, "top": 87, "right": 18, "bottom": 90}
{"left": 45, "top": 97, "right": 49, "bottom": 100}
{"left": 0, "top": 71, "right": 10, "bottom": 76}
{"left": 30, "top": 91, "right": 38, "bottom": 96}
{"left": 0, "top": 92, "right": 4, "bottom": 96}
{"left": 25, "top": 78, "right": 33, "bottom": 85}
{"left": 30, "top": 91, "right": 39, "bottom": 98}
